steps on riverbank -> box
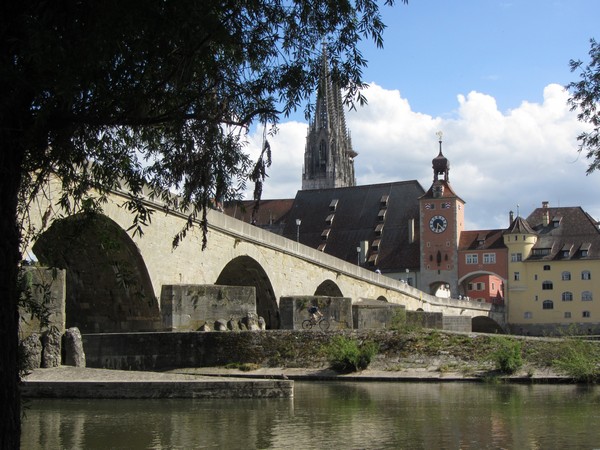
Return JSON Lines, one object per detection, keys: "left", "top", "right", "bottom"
{"left": 21, "top": 366, "right": 293, "bottom": 399}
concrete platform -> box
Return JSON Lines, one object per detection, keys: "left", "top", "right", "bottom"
{"left": 21, "top": 367, "right": 293, "bottom": 399}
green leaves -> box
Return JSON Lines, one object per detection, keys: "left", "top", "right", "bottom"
{"left": 567, "top": 38, "right": 600, "bottom": 174}
{"left": 8, "top": 0, "right": 409, "bottom": 248}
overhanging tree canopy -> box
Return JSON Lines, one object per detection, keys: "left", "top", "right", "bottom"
{"left": 1, "top": 0, "right": 406, "bottom": 446}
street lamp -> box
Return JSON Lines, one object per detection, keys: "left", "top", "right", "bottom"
{"left": 356, "top": 246, "right": 361, "bottom": 265}
{"left": 296, "top": 219, "right": 301, "bottom": 243}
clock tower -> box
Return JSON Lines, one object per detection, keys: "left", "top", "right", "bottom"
{"left": 418, "top": 133, "right": 465, "bottom": 296}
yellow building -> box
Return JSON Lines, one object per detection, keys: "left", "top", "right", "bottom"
{"left": 505, "top": 202, "right": 600, "bottom": 335}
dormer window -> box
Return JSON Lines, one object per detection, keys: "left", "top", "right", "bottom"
{"left": 380, "top": 195, "right": 389, "bottom": 207}
{"left": 580, "top": 243, "right": 591, "bottom": 257}
{"left": 378, "top": 209, "right": 386, "bottom": 221}
{"left": 329, "top": 199, "right": 338, "bottom": 212}
{"left": 320, "top": 229, "right": 330, "bottom": 240}
{"left": 552, "top": 216, "right": 562, "bottom": 228}
{"left": 325, "top": 214, "right": 334, "bottom": 225}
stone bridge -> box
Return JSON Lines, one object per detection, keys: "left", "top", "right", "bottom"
{"left": 25, "top": 180, "right": 505, "bottom": 333}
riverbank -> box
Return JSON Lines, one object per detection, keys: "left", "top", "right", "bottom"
{"left": 23, "top": 328, "right": 600, "bottom": 398}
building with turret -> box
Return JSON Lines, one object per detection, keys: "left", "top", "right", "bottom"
{"left": 504, "top": 203, "right": 600, "bottom": 335}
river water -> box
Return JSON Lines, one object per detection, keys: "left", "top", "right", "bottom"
{"left": 22, "top": 382, "right": 600, "bottom": 449}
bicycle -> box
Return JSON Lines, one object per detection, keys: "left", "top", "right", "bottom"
{"left": 302, "top": 316, "right": 330, "bottom": 331}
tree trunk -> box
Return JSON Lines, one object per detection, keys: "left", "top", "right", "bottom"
{"left": 0, "top": 129, "right": 25, "bottom": 449}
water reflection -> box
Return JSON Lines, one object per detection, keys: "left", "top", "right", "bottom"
{"left": 22, "top": 383, "right": 600, "bottom": 449}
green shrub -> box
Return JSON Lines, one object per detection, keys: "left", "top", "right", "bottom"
{"left": 553, "top": 339, "right": 599, "bottom": 382}
{"left": 492, "top": 338, "right": 523, "bottom": 374}
{"left": 325, "top": 335, "right": 379, "bottom": 372}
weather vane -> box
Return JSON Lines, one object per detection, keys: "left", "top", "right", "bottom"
{"left": 436, "top": 131, "right": 443, "bottom": 142}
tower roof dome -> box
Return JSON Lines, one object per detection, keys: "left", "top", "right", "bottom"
{"left": 432, "top": 132, "right": 449, "bottom": 181}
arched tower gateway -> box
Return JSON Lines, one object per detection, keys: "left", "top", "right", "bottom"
{"left": 419, "top": 133, "right": 465, "bottom": 297}
{"left": 302, "top": 48, "right": 357, "bottom": 190}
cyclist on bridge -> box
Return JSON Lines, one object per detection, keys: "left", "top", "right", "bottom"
{"left": 308, "top": 304, "right": 323, "bottom": 323}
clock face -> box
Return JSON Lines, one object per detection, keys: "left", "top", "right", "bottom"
{"left": 429, "top": 215, "right": 448, "bottom": 233}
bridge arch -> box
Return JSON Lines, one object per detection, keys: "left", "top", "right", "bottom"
{"left": 458, "top": 271, "right": 506, "bottom": 304}
{"left": 215, "top": 255, "right": 279, "bottom": 329}
{"left": 314, "top": 279, "right": 343, "bottom": 297}
{"left": 31, "top": 212, "right": 159, "bottom": 333}
{"left": 472, "top": 316, "right": 505, "bottom": 334}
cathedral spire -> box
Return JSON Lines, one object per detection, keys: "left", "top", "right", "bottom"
{"left": 302, "top": 46, "right": 357, "bottom": 190}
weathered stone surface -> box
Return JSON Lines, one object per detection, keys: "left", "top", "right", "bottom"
{"left": 42, "top": 327, "right": 62, "bottom": 368}
{"left": 279, "top": 296, "right": 353, "bottom": 330}
{"left": 227, "top": 319, "right": 239, "bottom": 331}
{"left": 20, "top": 333, "right": 42, "bottom": 371}
{"left": 161, "top": 284, "right": 257, "bottom": 331}
{"left": 64, "top": 327, "right": 86, "bottom": 367}
{"left": 258, "top": 316, "right": 266, "bottom": 331}
{"left": 242, "top": 312, "right": 260, "bottom": 331}
{"left": 214, "top": 320, "right": 228, "bottom": 331}
{"left": 19, "top": 267, "right": 67, "bottom": 340}
{"left": 199, "top": 323, "right": 211, "bottom": 332}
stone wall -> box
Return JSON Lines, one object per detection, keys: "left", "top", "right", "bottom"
{"left": 279, "top": 296, "right": 353, "bottom": 330}
{"left": 406, "top": 311, "right": 443, "bottom": 329}
{"left": 19, "top": 267, "right": 66, "bottom": 339}
{"left": 442, "top": 315, "right": 472, "bottom": 333}
{"left": 83, "top": 330, "right": 334, "bottom": 370}
{"left": 352, "top": 299, "right": 405, "bottom": 330}
{"left": 161, "top": 284, "right": 257, "bottom": 331}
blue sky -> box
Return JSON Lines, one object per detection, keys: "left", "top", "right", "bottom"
{"left": 363, "top": 0, "right": 597, "bottom": 116}
{"left": 246, "top": 0, "right": 600, "bottom": 231}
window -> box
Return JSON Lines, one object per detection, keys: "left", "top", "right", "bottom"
{"left": 543, "top": 300, "right": 554, "bottom": 310}
{"left": 511, "top": 253, "right": 522, "bottom": 262}
{"left": 476, "top": 282, "right": 485, "bottom": 290}
{"left": 483, "top": 253, "right": 496, "bottom": 264}
{"left": 524, "top": 312, "right": 533, "bottom": 319}
{"left": 561, "top": 292, "right": 573, "bottom": 301}
{"left": 542, "top": 281, "right": 553, "bottom": 290}
{"left": 514, "top": 272, "right": 520, "bottom": 281}
{"left": 532, "top": 248, "right": 551, "bottom": 256}
{"left": 466, "top": 254, "right": 478, "bottom": 264}
{"left": 467, "top": 283, "right": 473, "bottom": 291}
{"left": 581, "top": 250, "right": 589, "bottom": 257}
{"left": 582, "top": 291, "right": 593, "bottom": 301}
{"left": 582, "top": 271, "right": 591, "bottom": 280}
{"left": 564, "top": 312, "right": 572, "bottom": 319}
{"left": 583, "top": 311, "right": 591, "bottom": 318}
{"left": 561, "top": 271, "right": 571, "bottom": 281}
{"left": 543, "top": 265, "right": 551, "bottom": 271}
{"left": 534, "top": 274, "right": 538, "bottom": 280}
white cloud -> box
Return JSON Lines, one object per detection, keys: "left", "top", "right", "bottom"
{"left": 245, "top": 82, "right": 599, "bottom": 230}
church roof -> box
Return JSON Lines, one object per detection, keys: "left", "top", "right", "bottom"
{"left": 223, "top": 199, "right": 294, "bottom": 233}
{"left": 281, "top": 181, "right": 426, "bottom": 272}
